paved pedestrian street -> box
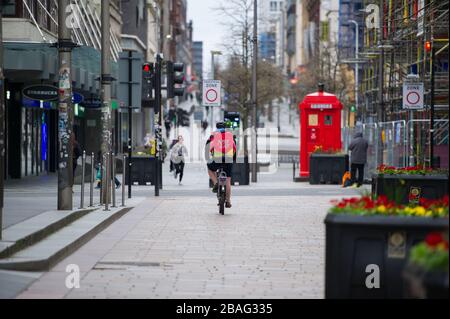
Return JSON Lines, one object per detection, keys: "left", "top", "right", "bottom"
{"left": 16, "top": 164, "right": 364, "bottom": 299}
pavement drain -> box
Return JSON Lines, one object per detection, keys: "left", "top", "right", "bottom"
{"left": 93, "top": 261, "right": 176, "bottom": 270}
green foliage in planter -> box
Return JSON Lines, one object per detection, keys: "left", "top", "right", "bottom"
{"left": 377, "top": 165, "right": 449, "bottom": 176}
{"left": 311, "top": 145, "right": 345, "bottom": 155}
{"left": 409, "top": 233, "right": 449, "bottom": 272}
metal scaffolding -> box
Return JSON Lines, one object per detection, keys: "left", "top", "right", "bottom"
{"left": 358, "top": 0, "right": 449, "bottom": 168}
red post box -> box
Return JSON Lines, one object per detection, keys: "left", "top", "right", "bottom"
{"left": 298, "top": 89, "right": 343, "bottom": 178}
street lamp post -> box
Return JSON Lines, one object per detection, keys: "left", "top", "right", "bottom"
{"left": 100, "top": 0, "right": 112, "bottom": 205}
{"left": 0, "top": 1, "right": 7, "bottom": 238}
{"left": 57, "top": 0, "right": 75, "bottom": 210}
{"left": 349, "top": 20, "right": 359, "bottom": 121}
{"left": 430, "top": 43, "right": 435, "bottom": 169}
{"left": 210, "top": 50, "right": 222, "bottom": 129}
{"left": 251, "top": 0, "right": 258, "bottom": 183}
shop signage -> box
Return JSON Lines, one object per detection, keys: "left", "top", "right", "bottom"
{"left": 311, "top": 104, "right": 332, "bottom": 109}
{"left": 82, "top": 98, "right": 102, "bottom": 108}
{"left": 22, "top": 85, "right": 58, "bottom": 101}
{"left": 22, "top": 98, "right": 55, "bottom": 109}
{"left": 72, "top": 92, "right": 84, "bottom": 104}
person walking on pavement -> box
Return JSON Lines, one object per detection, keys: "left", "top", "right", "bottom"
{"left": 170, "top": 135, "right": 188, "bottom": 185}
{"left": 95, "top": 151, "right": 121, "bottom": 189}
{"left": 169, "top": 138, "right": 178, "bottom": 173}
{"left": 72, "top": 134, "right": 82, "bottom": 188}
{"left": 348, "top": 132, "right": 369, "bottom": 187}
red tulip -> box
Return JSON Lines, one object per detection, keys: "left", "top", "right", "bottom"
{"left": 425, "top": 232, "right": 444, "bottom": 247}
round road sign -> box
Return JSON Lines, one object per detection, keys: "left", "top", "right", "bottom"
{"left": 206, "top": 89, "right": 218, "bottom": 103}
{"left": 406, "top": 91, "right": 420, "bottom": 105}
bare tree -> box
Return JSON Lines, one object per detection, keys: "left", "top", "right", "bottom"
{"left": 289, "top": 42, "right": 352, "bottom": 107}
{"left": 213, "top": 0, "right": 284, "bottom": 124}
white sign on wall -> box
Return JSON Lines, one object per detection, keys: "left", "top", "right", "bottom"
{"left": 417, "top": 0, "right": 425, "bottom": 37}
{"left": 202, "top": 80, "right": 221, "bottom": 107}
{"left": 403, "top": 83, "right": 424, "bottom": 110}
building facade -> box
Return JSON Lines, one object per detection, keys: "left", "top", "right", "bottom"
{"left": 2, "top": 0, "right": 122, "bottom": 179}
{"left": 119, "top": 0, "right": 149, "bottom": 151}
{"left": 286, "top": 0, "right": 320, "bottom": 79}
{"left": 260, "top": 0, "right": 285, "bottom": 68}
{"left": 359, "top": 0, "right": 449, "bottom": 168}
{"left": 192, "top": 41, "right": 203, "bottom": 80}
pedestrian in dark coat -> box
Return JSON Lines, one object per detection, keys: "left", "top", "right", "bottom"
{"left": 72, "top": 135, "right": 82, "bottom": 187}
{"left": 348, "top": 132, "right": 369, "bottom": 187}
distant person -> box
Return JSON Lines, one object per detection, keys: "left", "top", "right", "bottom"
{"left": 95, "top": 151, "right": 121, "bottom": 189}
{"left": 72, "top": 135, "right": 82, "bottom": 187}
{"left": 202, "top": 120, "right": 208, "bottom": 132}
{"left": 170, "top": 135, "right": 188, "bottom": 185}
{"left": 348, "top": 132, "right": 369, "bottom": 187}
{"left": 169, "top": 138, "right": 178, "bottom": 173}
{"left": 165, "top": 118, "right": 171, "bottom": 139}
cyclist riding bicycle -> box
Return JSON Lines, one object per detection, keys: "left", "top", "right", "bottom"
{"left": 205, "top": 122, "right": 237, "bottom": 208}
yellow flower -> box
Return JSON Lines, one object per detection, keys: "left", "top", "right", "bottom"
{"left": 404, "top": 207, "right": 413, "bottom": 215}
{"left": 425, "top": 210, "right": 433, "bottom": 217}
{"left": 414, "top": 206, "right": 426, "bottom": 216}
{"left": 377, "top": 205, "right": 387, "bottom": 214}
{"left": 437, "top": 207, "right": 445, "bottom": 216}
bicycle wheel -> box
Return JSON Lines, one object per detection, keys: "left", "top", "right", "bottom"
{"left": 219, "top": 186, "right": 225, "bottom": 215}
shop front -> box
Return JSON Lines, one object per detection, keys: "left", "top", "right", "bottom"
{"left": 3, "top": 42, "right": 119, "bottom": 179}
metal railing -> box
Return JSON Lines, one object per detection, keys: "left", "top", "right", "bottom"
{"left": 78, "top": 150, "right": 126, "bottom": 210}
{"left": 342, "top": 119, "right": 450, "bottom": 174}
{"left": 406, "top": 119, "right": 449, "bottom": 167}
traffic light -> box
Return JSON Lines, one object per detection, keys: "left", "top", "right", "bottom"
{"left": 425, "top": 41, "right": 432, "bottom": 52}
{"left": 176, "top": 108, "right": 190, "bottom": 127}
{"left": 350, "top": 105, "right": 356, "bottom": 113}
{"left": 167, "top": 61, "right": 185, "bottom": 98}
{"left": 142, "top": 62, "right": 154, "bottom": 102}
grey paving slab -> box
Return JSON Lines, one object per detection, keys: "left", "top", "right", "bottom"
{"left": 14, "top": 163, "right": 363, "bottom": 299}
{"left": 0, "top": 197, "right": 145, "bottom": 268}
{"left": 3, "top": 170, "right": 126, "bottom": 229}
{"left": 0, "top": 270, "right": 42, "bottom": 299}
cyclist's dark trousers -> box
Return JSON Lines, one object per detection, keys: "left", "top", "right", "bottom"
{"left": 175, "top": 161, "right": 185, "bottom": 182}
{"left": 351, "top": 163, "right": 364, "bottom": 186}
{"left": 207, "top": 162, "right": 233, "bottom": 177}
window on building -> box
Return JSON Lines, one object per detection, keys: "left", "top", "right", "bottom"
{"left": 136, "top": 6, "right": 139, "bottom": 28}
{"left": 2, "top": 0, "right": 16, "bottom": 16}
{"left": 270, "top": 1, "right": 277, "bottom": 11}
{"left": 321, "top": 21, "right": 329, "bottom": 41}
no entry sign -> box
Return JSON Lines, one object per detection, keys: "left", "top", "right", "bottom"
{"left": 202, "top": 80, "right": 221, "bottom": 107}
{"left": 403, "top": 82, "right": 424, "bottom": 110}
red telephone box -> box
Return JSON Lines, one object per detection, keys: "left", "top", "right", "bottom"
{"left": 299, "top": 89, "right": 343, "bottom": 178}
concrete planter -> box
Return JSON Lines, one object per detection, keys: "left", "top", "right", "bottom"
{"left": 309, "top": 154, "right": 349, "bottom": 185}
{"left": 324, "top": 213, "right": 449, "bottom": 299}
{"left": 403, "top": 263, "right": 449, "bottom": 299}
{"left": 126, "top": 156, "right": 161, "bottom": 186}
{"left": 372, "top": 174, "right": 449, "bottom": 205}
{"left": 232, "top": 157, "right": 250, "bottom": 185}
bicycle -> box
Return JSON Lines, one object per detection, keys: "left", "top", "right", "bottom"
{"left": 216, "top": 168, "right": 227, "bottom": 215}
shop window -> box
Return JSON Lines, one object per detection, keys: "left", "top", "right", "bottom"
{"left": 2, "top": 0, "right": 16, "bottom": 16}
